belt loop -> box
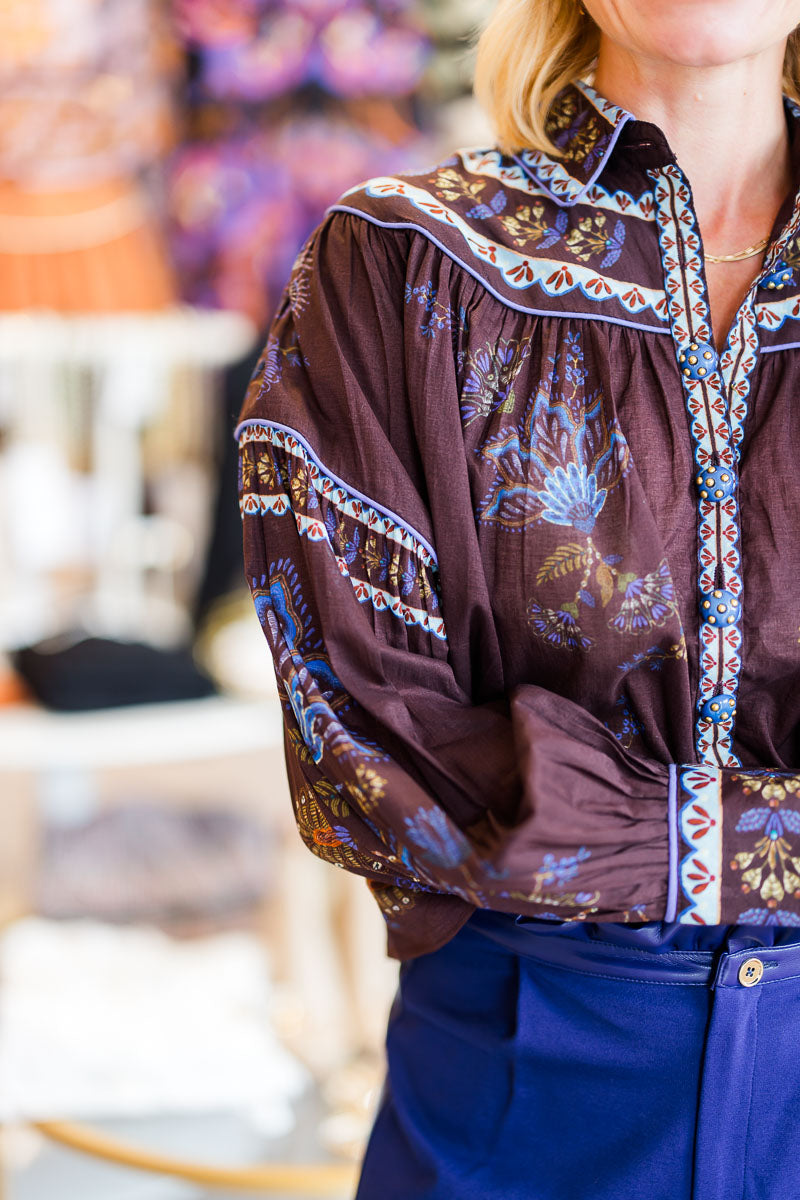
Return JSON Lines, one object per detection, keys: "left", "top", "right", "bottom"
{"left": 709, "top": 950, "right": 728, "bottom": 990}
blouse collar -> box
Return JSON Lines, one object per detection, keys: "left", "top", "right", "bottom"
{"left": 516, "top": 78, "right": 800, "bottom": 209}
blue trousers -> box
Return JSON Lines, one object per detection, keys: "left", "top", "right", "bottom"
{"left": 355, "top": 911, "right": 800, "bottom": 1200}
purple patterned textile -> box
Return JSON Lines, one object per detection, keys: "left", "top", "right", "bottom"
{"left": 236, "top": 80, "right": 800, "bottom": 959}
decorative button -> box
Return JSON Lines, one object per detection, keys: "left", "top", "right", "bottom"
{"left": 678, "top": 341, "right": 718, "bottom": 380}
{"left": 738, "top": 957, "right": 764, "bottom": 987}
{"left": 699, "top": 693, "right": 736, "bottom": 724}
{"left": 699, "top": 588, "right": 739, "bottom": 627}
{"left": 695, "top": 466, "right": 735, "bottom": 502}
{"left": 762, "top": 260, "right": 792, "bottom": 291}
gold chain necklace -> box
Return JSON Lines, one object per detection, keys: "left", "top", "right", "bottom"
{"left": 703, "top": 235, "right": 770, "bottom": 263}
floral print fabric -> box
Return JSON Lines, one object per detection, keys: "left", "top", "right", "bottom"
{"left": 237, "top": 81, "right": 800, "bottom": 958}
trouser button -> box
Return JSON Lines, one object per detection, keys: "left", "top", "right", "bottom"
{"left": 738, "top": 957, "right": 764, "bottom": 987}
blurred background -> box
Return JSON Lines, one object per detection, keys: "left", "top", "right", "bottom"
{"left": 0, "top": 1, "right": 494, "bottom": 1197}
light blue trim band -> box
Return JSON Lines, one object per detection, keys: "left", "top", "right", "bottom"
{"left": 512, "top": 113, "right": 632, "bottom": 208}
{"left": 325, "top": 206, "right": 671, "bottom": 335}
{"left": 234, "top": 416, "right": 440, "bottom": 565}
{"left": 665, "top": 762, "right": 678, "bottom": 923}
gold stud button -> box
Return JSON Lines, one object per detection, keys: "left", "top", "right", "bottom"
{"left": 738, "top": 957, "right": 764, "bottom": 987}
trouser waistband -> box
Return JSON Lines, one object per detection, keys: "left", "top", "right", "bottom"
{"left": 466, "top": 910, "right": 800, "bottom": 988}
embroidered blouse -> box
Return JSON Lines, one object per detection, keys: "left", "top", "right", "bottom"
{"left": 236, "top": 80, "right": 800, "bottom": 961}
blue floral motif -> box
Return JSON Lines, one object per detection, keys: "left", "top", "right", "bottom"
{"left": 618, "top": 637, "right": 686, "bottom": 672}
{"left": 609, "top": 560, "right": 677, "bottom": 634}
{"left": 285, "top": 674, "right": 330, "bottom": 763}
{"left": 737, "top": 907, "right": 800, "bottom": 926}
{"left": 405, "top": 279, "right": 466, "bottom": 342}
{"left": 727, "top": 773, "right": 800, "bottom": 909}
{"left": 527, "top": 599, "right": 592, "bottom": 650}
{"left": 604, "top": 694, "right": 644, "bottom": 749}
{"left": 476, "top": 329, "right": 629, "bottom": 531}
{"left": 323, "top": 509, "right": 361, "bottom": 568}
{"left": 402, "top": 806, "right": 472, "bottom": 869}
{"left": 332, "top": 825, "right": 360, "bottom": 850}
{"left": 466, "top": 190, "right": 508, "bottom": 219}
{"left": 536, "top": 462, "right": 606, "bottom": 533}
{"left": 735, "top": 807, "right": 800, "bottom": 837}
{"left": 266, "top": 577, "right": 303, "bottom": 650}
{"left": 535, "top": 846, "right": 591, "bottom": 888}
{"left": 461, "top": 337, "right": 532, "bottom": 424}
{"left": 251, "top": 565, "right": 382, "bottom": 769}
{"left": 251, "top": 333, "right": 306, "bottom": 393}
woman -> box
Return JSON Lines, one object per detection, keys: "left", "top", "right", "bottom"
{"left": 236, "top": 1, "right": 800, "bottom": 1195}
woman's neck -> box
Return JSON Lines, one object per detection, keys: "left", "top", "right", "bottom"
{"left": 593, "top": 39, "right": 792, "bottom": 254}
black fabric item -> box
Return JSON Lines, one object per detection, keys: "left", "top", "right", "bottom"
{"left": 13, "top": 636, "right": 217, "bottom": 710}
{"left": 192, "top": 343, "right": 264, "bottom": 628}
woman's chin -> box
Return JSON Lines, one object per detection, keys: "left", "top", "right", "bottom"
{"left": 587, "top": 0, "right": 800, "bottom": 73}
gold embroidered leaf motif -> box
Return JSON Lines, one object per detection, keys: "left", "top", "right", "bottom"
{"left": 239, "top": 449, "right": 257, "bottom": 491}
{"left": 783, "top": 235, "right": 800, "bottom": 270}
{"left": 595, "top": 562, "right": 615, "bottom": 608}
{"left": 313, "top": 778, "right": 351, "bottom": 818}
{"left": 289, "top": 465, "right": 312, "bottom": 509}
{"left": 386, "top": 549, "right": 405, "bottom": 589}
{"left": 742, "top": 865, "right": 765, "bottom": 890}
{"left": 368, "top": 880, "right": 418, "bottom": 917}
{"left": 433, "top": 169, "right": 486, "bottom": 204}
{"left": 734, "top": 773, "right": 800, "bottom": 799}
{"left": 364, "top": 533, "right": 383, "bottom": 576}
{"left": 256, "top": 453, "right": 278, "bottom": 490}
{"left": 417, "top": 570, "right": 436, "bottom": 605}
{"left": 762, "top": 781, "right": 790, "bottom": 802}
{"left": 498, "top": 202, "right": 550, "bottom": 248}
{"left": 761, "top": 871, "right": 785, "bottom": 902}
{"left": 784, "top": 870, "right": 800, "bottom": 895}
{"left": 503, "top": 889, "right": 600, "bottom": 912}
{"left": 286, "top": 727, "right": 314, "bottom": 766}
{"left": 734, "top": 850, "right": 758, "bottom": 871}
{"left": 346, "top": 764, "right": 387, "bottom": 813}
{"left": 536, "top": 543, "right": 590, "bottom": 585}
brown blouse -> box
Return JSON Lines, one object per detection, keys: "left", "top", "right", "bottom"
{"left": 236, "top": 80, "right": 800, "bottom": 960}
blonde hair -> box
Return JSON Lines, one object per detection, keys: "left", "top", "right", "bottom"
{"left": 474, "top": 0, "right": 800, "bottom": 157}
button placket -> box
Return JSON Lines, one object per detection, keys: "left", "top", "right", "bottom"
{"left": 663, "top": 168, "right": 800, "bottom": 924}
{"left": 651, "top": 164, "right": 747, "bottom": 768}
{"left": 760, "top": 260, "right": 793, "bottom": 291}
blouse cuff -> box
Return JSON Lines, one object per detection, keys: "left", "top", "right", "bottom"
{"left": 675, "top": 765, "right": 800, "bottom": 926}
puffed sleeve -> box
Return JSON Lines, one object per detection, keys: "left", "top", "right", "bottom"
{"left": 236, "top": 210, "right": 677, "bottom": 960}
